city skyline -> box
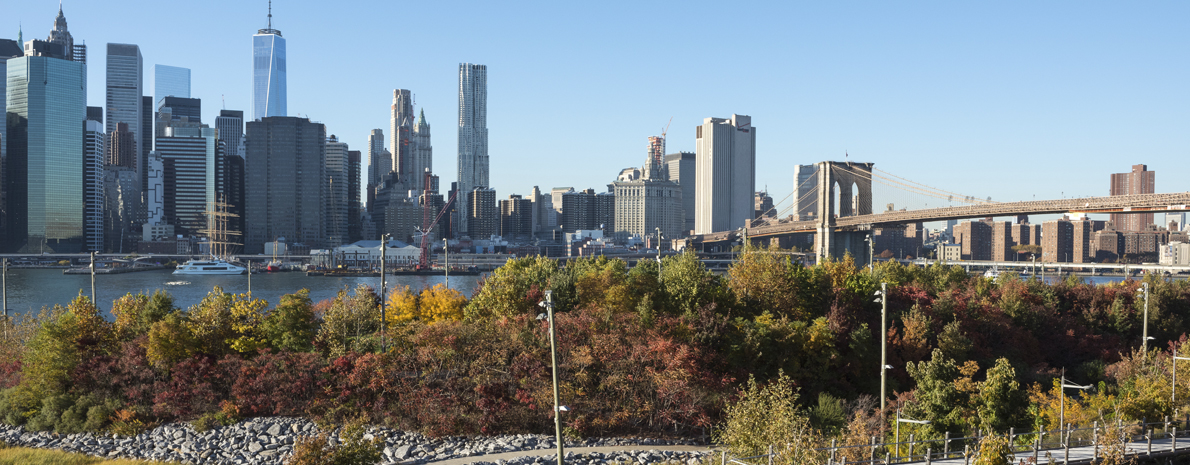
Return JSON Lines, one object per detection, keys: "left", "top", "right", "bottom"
{"left": 2, "top": 1, "right": 1187, "bottom": 218}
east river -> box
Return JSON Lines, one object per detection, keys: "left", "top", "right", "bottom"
{"left": 0, "top": 268, "right": 484, "bottom": 318}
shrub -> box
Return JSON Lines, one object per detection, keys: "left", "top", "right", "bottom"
{"left": 715, "top": 373, "right": 818, "bottom": 465}
{"left": 286, "top": 416, "right": 383, "bottom": 465}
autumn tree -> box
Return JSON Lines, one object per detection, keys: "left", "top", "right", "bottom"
{"left": 465, "top": 256, "right": 559, "bottom": 319}
{"left": 418, "top": 284, "right": 466, "bottom": 323}
{"left": 385, "top": 285, "right": 419, "bottom": 325}
{"left": 261, "top": 289, "right": 318, "bottom": 352}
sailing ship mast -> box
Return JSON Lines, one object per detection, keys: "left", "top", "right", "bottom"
{"left": 200, "top": 195, "right": 242, "bottom": 260}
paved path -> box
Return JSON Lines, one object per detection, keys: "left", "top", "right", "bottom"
{"left": 425, "top": 445, "right": 717, "bottom": 464}
{"left": 912, "top": 435, "right": 1190, "bottom": 465}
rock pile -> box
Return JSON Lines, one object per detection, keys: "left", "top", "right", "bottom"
{"left": 0, "top": 417, "right": 711, "bottom": 464}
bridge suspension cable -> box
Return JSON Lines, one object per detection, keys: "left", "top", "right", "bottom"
{"left": 872, "top": 168, "right": 997, "bottom": 205}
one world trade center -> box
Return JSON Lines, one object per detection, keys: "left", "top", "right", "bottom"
{"left": 253, "top": 1, "right": 286, "bottom": 120}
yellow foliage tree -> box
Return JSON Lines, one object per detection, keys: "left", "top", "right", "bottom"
{"left": 228, "top": 295, "right": 270, "bottom": 353}
{"left": 1029, "top": 378, "right": 1094, "bottom": 429}
{"left": 386, "top": 285, "right": 420, "bottom": 325}
{"left": 418, "top": 284, "right": 466, "bottom": 323}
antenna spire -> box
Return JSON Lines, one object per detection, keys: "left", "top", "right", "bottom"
{"left": 267, "top": 0, "right": 272, "bottom": 29}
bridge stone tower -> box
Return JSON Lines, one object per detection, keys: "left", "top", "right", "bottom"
{"left": 814, "top": 161, "right": 874, "bottom": 260}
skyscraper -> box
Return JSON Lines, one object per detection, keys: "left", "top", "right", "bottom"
{"left": 1109, "top": 164, "right": 1155, "bottom": 232}
{"left": 347, "top": 150, "right": 362, "bottom": 243}
{"left": 325, "top": 135, "right": 349, "bottom": 247}
{"left": 252, "top": 3, "right": 286, "bottom": 121}
{"left": 244, "top": 117, "right": 326, "bottom": 253}
{"left": 792, "top": 164, "right": 818, "bottom": 220}
{"left": 457, "top": 63, "right": 488, "bottom": 236}
{"left": 367, "top": 129, "right": 386, "bottom": 186}
{"left": 156, "top": 126, "right": 220, "bottom": 236}
{"left": 84, "top": 118, "right": 106, "bottom": 252}
{"left": 694, "top": 114, "right": 755, "bottom": 234}
{"left": 107, "top": 122, "right": 137, "bottom": 168}
{"left": 106, "top": 43, "right": 142, "bottom": 179}
{"left": 47, "top": 5, "right": 86, "bottom": 63}
{"left": 664, "top": 152, "right": 696, "bottom": 235}
{"left": 4, "top": 43, "right": 87, "bottom": 252}
{"left": 391, "top": 89, "right": 414, "bottom": 187}
{"left": 215, "top": 110, "right": 244, "bottom": 159}
{"left": 412, "top": 109, "right": 433, "bottom": 191}
{"left": 614, "top": 144, "right": 685, "bottom": 242}
{"left": 153, "top": 64, "right": 190, "bottom": 105}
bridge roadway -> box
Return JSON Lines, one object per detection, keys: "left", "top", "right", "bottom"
{"left": 692, "top": 192, "right": 1190, "bottom": 244}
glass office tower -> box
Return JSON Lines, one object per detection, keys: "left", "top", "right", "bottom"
{"left": 154, "top": 64, "right": 191, "bottom": 105}
{"left": 252, "top": 28, "right": 286, "bottom": 121}
{"left": 4, "top": 55, "right": 87, "bottom": 253}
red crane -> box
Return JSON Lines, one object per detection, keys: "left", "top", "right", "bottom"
{"left": 416, "top": 189, "right": 458, "bottom": 270}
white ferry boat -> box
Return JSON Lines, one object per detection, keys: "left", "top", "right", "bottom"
{"left": 174, "top": 258, "right": 247, "bottom": 275}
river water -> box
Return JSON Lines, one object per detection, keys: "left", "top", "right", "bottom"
{"left": 0, "top": 269, "right": 485, "bottom": 318}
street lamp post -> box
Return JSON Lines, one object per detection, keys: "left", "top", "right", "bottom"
{"left": 875, "top": 283, "right": 889, "bottom": 414}
{"left": 655, "top": 227, "right": 663, "bottom": 283}
{"left": 1059, "top": 368, "right": 1092, "bottom": 436}
{"left": 539, "top": 291, "right": 564, "bottom": 465}
{"left": 1140, "top": 282, "right": 1151, "bottom": 356}
{"left": 443, "top": 238, "right": 449, "bottom": 288}
{"left": 866, "top": 234, "right": 874, "bottom": 273}
{"left": 1174, "top": 347, "right": 1190, "bottom": 405}
{"left": 894, "top": 409, "right": 930, "bottom": 461}
{"left": 380, "top": 234, "right": 389, "bottom": 352}
{"left": 90, "top": 251, "right": 96, "bottom": 304}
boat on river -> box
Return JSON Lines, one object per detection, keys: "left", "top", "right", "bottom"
{"left": 174, "top": 258, "right": 247, "bottom": 275}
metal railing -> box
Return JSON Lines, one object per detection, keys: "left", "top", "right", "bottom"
{"left": 718, "top": 415, "right": 1190, "bottom": 465}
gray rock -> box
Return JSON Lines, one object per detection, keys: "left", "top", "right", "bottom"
{"left": 266, "top": 423, "right": 281, "bottom": 436}
{"left": 248, "top": 441, "right": 264, "bottom": 453}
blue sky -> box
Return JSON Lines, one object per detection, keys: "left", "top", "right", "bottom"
{"left": 7, "top": 1, "right": 1188, "bottom": 221}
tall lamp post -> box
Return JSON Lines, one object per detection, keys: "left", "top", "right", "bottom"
{"left": 1173, "top": 347, "right": 1190, "bottom": 404}
{"left": 1139, "top": 282, "right": 1151, "bottom": 356}
{"left": 538, "top": 291, "right": 565, "bottom": 465}
{"left": 894, "top": 409, "right": 930, "bottom": 460}
{"left": 380, "top": 234, "right": 389, "bottom": 352}
{"left": 89, "top": 251, "right": 96, "bottom": 304}
{"left": 655, "top": 227, "right": 664, "bottom": 283}
{"left": 443, "top": 238, "right": 449, "bottom": 288}
{"left": 1059, "top": 368, "right": 1092, "bottom": 434}
{"left": 865, "top": 234, "right": 874, "bottom": 273}
{"left": 875, "top": 283, "right": 889, "bottom": 414}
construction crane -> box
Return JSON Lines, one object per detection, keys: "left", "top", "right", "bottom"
{"left": 415, "top": 188, "right": 459, "bottom": 270}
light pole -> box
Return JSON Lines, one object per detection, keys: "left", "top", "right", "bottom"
{"left": 3, "top": 258, "right": 7, "bottom": 340}
{"left": 1059, "top": 368, "right": 1091, "bottom": 434}
{"left": 1140, "top": 282, "right": 1151, "bottom": 356}
{"left": 1031, "top": 254, "right": 1037, "bottom": 279}
{"left": 89, "top": 251, "right": 96, "bottom": 304}
{"left": 1174, "top": 347, "right": 1190, "bottom": 405}
{"left": 246, "top": 260, "right": 252, "bottom": 295}
{"left": 655, "top": 227, "right": 663, "bottom": 283}
{"left": 894, "top": 409, "right": 930, "bottom": 460}
{"left": 866, "top": 234, "right": 874, "bottom": 273}
{"left": 443, "top": 238, "right": 449, "bottom": 288}
{"left": 875, "top": 283, "right": 889, "bottom": 414}
{"left": 380, "top": 234, "right": 389, "bottom": 353}
{"left": 538, "top": 290, "right": 564, "bottom": 465}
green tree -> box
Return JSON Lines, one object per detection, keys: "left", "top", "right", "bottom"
{"left": 905, "top": 348, "right": 969, "bottom": 437}
{"left": 976, "top": 358, "right": 1028, "bottom": 432}
{"left": 659, "top": 250, "right": 732, "bottom": 316}
{"left": 262, "top": 289, "right": 318, "bottom": 352}
{"left": 465, "top": 256, "right": 558, "bottom": 319}
{"left": 316, "top": 284, "right": 381, "bottom": 357}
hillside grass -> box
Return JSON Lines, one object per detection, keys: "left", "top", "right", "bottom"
{"left": 0, "top": 446, "right": 179, "bottom": 465}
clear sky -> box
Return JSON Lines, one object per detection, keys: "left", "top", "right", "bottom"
{"left": 6, "top": 1, "right": 1188, "bottom": 221}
